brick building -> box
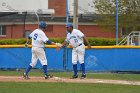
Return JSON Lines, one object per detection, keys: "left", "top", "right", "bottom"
{"left": 0, "top": 0, "right": 117, "bottom": 39}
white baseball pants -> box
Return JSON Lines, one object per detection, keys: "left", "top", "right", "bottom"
{"left": 30, "top": 47, "right": 47, "bottom": 67}
{"left": 72, "top": 44, "right": 85, "bottom": 64}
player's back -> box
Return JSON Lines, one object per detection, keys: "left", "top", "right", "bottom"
{"left": 30, "top": 29, "right": 48, "bottom": 48}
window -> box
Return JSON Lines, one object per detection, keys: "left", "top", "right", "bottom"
{"left": 0, "top": 26, "right": 6, "bottom": 35}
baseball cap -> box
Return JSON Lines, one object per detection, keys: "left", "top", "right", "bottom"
{"left": 39, "top": 21, "right": 47, "bottom": 29}
{"left": 66, "top": 23, "right": 73, "bottom": 28}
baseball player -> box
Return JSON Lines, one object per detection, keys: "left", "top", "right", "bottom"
{"left": 61, "top": 23, "right": 91, "bottom": 79}
{"left": 23, "top": 21, "right": 61, "bottom": 79}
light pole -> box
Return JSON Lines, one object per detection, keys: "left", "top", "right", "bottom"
{"left": 66, "top": 0, "right": 69, "bottom": 24}
{"left": 116, "top": 0, "right": 119, "bottom": 45}
{"left": 63, "top": 0, "right": 69, "bottom": 70}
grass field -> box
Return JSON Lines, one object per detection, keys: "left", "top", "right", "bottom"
{"left": 0, "top": 82, "right": 140, "bottom": 93}
{"left": 0, "top": 70, "right": 140, "bottom": 93}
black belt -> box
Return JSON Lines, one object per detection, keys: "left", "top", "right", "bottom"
{"left": 79, "top": 43, "right": 82, "bottom": 46}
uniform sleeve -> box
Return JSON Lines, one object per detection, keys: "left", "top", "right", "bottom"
{"left": 41, "top": 32, "right": 49, "bottom": 43}
{"left": 77, "top": 30, "right": 84, "bottom": 38}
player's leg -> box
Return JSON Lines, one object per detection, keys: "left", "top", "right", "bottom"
{"left": 77, "top": 45, "right": 86, "bottom": 79}
{"left": 23, "top": 47, "right": 38, "bottom": 79}
{"left": 36, "top": 48, "right": 51, "bottom": 79}
{"left": 71, "top": 48, "right": 78, "bottom": 79}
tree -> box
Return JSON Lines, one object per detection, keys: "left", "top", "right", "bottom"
{"left": 94, "top": 0, "right": 140, "bottom": 35}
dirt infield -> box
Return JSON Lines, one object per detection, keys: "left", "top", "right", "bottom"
{"left": 0, "top": 76, "right": 140, "bottom": 85}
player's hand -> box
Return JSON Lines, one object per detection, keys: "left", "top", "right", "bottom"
{"left": 24, "top": 43, "right": 28, "bottom": 48}
{"left": 56, "top": 43, "right": 63, "bottom": 47}
{"left": 55, "top": 43, "right": 62, "bottom": 51}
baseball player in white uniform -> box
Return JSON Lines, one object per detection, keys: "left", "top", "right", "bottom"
{"left": 61, "top": 23, "right": 91, "bottom": 79}
{"left": 23, "top": 21, "right": 61, "bottom": 79}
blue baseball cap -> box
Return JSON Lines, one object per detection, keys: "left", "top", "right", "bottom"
{"left": 66, "top": 23, "right": 73, "bottom": 28}
{"left": 39, "top": 21, "right": 47, "bottom": 29}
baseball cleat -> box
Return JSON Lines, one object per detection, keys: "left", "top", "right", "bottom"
{"left": 70, "top": 75, "right": 78, "bottom": 79}
{"left": 80, "top": 74, "right": 86, "bottom": 79}
{"left": 23, "top": 73, "right": 30, "bottom": 79}
{"left": 45, "top": 74, "right": 53, "bottom": 79}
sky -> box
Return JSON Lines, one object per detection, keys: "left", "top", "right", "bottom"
{"left": 68, "top": 0, "right": 95, "bottom": 15}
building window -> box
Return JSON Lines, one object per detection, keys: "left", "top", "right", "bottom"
{"left": 0, "top": 26, "right": 6, "bottom": 36}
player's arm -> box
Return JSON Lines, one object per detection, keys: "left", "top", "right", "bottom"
{"left": 52, "top": 38, "right": 69, "bottom": 48}
{"left": 25, "top": 35, "right": 31, "bottom": 47}
{"left": 26, "top": 36, "right": 31, "bottom": 44}
{"left": 77, "top": 30, "right": 91, "bottom": 49}
{"left": 55, "top": 40, "right": 68, "bottom": 48}
{"left": 46, "top": 40, "right": 55, "bottom": 45}
{"left": 83, "top": 36, "right": 91, "bottom": 49}
{"left": 41, "top": 32, "right": 62, "bottom": 47}
{"left": 45, "top": 40, "right": 63, "bottom": 47}
{"left": 61, "top": 41, "right": 67, "bottom": 47}
{"left": 60, "top": 38, "right": 70, "bottom": 47}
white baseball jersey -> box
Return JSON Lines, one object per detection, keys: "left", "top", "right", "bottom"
{"left": 66, "top": 29, "right": 85, "bottom": 64}
{"left": 29, "top": 29, "right": 49, "bottom": 47}
{"left": 29, "top": 29, "right": 48, "bottom": 67}
{"left": 65, "top": 29, "right": 84, "bottom": 48}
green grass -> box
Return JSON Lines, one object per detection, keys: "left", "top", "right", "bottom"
{"left": 0, "top": 70, "right": 140, "bottom": 93}
{"left": 0, "top": 82, "right": 140, "bottom": 93}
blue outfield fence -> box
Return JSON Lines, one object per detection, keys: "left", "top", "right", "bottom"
{"left": 0, "top": 45, "right": 140, "bottom": 71}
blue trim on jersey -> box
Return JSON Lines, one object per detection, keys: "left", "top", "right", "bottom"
{"left": 69, "top": 36, "right": 76, "bottom": 41}
{"left": 46, "top": 40, "right": 52, "bottom": 44}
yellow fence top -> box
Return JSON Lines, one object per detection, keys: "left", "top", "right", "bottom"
{"left": 0, "top": 45, "right": 140, "bottom": 49}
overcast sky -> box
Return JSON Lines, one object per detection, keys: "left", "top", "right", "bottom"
{"left": 68, "top": 0, "right": 95, "bottom": 15}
